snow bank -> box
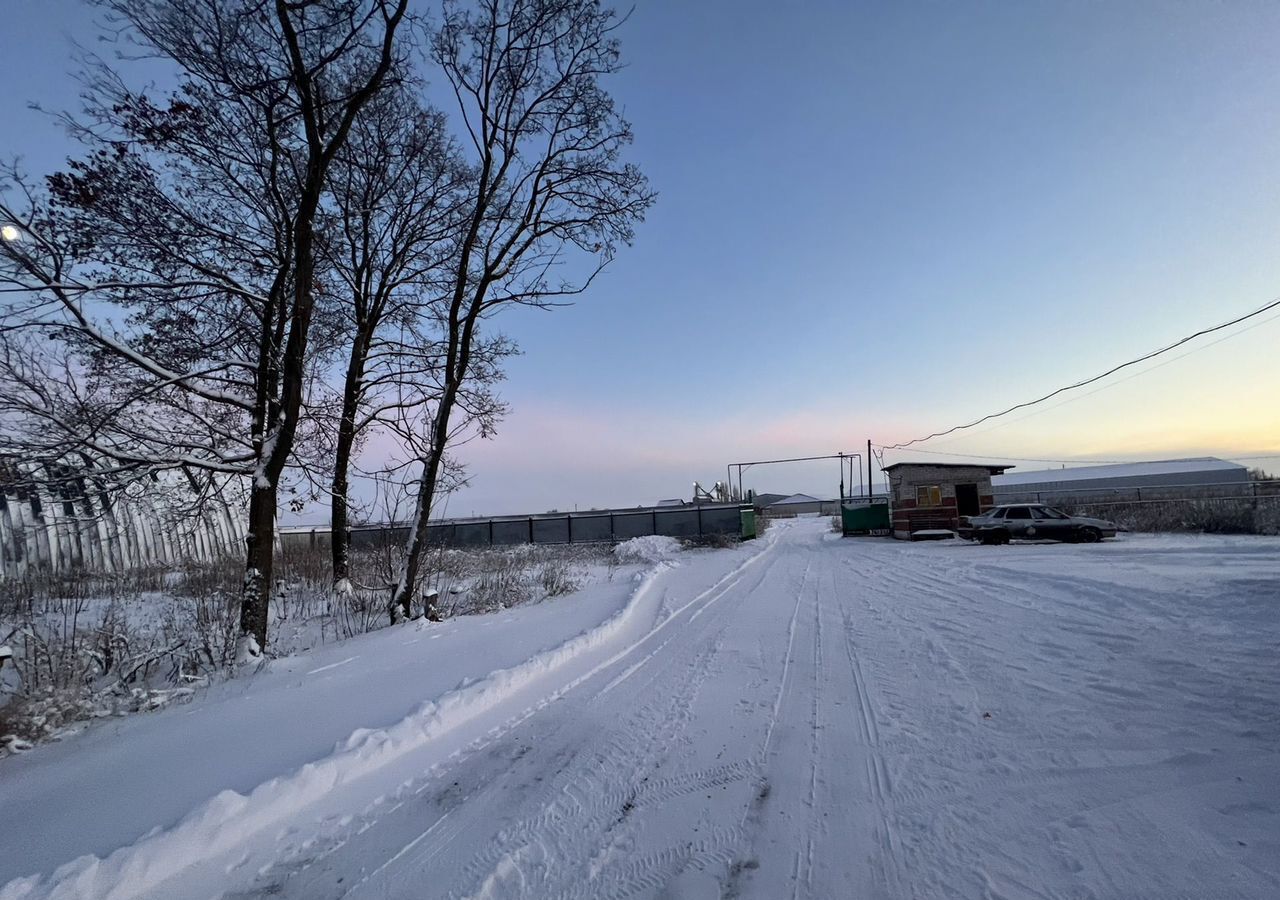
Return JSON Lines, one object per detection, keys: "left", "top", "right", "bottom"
{"left": 0, "top": 565, "right": 670, "bottom": 900}
{"left": 613, "top": 535, "right": 682, "bottom": 564}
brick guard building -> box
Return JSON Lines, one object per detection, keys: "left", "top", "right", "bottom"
{"left": 883, "top": 462, "right": 1012, "bottom": 540}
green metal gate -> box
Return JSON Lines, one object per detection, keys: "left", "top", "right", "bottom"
{"left": 841, "top": 501, "right": 890, "bottom": 535}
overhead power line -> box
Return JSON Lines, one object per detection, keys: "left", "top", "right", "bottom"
{"left": 896, "top": 308, "right": 1280, "bottom": 445}
{"left": 880, "top": 295, "right": 1280, "bottom": 451}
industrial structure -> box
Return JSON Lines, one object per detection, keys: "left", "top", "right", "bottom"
{"left": 0, "top": 462, "right": 245, "bottom": 578}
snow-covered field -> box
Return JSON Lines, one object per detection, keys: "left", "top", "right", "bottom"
{"left": 2, "top": 520, "right": 1277, "bottom": 899}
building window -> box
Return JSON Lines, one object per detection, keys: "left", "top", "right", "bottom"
{"left": 915, "top": 485, "right": 942, "bottom": 507}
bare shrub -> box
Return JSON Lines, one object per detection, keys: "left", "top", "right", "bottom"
{"left": 1055, "top": 497, "right": 1280, "bottom": 535}
{"left": 465, "top": 560, "right": 534, "bottom": 615}
{"left": 426, "top": 543, "right": 605, "bottom": 617}
{"left": 0, "top": 539, "right": 610, "bottom": 752}
{"left": 681, "top": 533, "right": 740, "bottom": 550}
{"left": 538, "top": 557, "right": 581, "bottom": 597}
{"left": 1, "top": 592, "right": 200, "bottom": 749}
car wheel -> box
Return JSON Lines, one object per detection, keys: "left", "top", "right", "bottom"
{"left": 983, "top": 530, "right": 1010, "bottom": 546}
{"left": 1078, "top": 526, "right": 1101, "bottom": 543}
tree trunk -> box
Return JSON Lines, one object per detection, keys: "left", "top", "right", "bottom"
{"left": 329, "top": 336, "right": 368, "bottom": 590}
{"left": 330, "top": 467, "right": 351, "bottom": 589}
{"left": 329, "top": 409, "right": 355, "bottom": 589}
{"left": 388, "top": 415, "right": 450, "bottom": 623}
{"left": 240, "top": 482, "right": 277, "bottom": 653}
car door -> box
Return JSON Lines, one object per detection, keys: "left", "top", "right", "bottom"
{"left": 1003, "top": 505, "right": 1033, "bottom": 537}
{"left": 1030, "top": 506, "right": 1069, "bottom": 541}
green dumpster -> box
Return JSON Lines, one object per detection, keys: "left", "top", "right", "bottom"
{"left": 740, "top": 507, "right": 757, "bottom": 540}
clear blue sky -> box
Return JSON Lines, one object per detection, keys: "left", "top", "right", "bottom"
{"left": 4, "top": 0, "right": 1279, "bottom": 516}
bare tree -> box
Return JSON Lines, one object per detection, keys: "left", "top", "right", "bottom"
{"left": 318, "top": 84, "right": 468, "bottom": 594}
{"left": 0, "top": 0, "right": 410, "bottom": 653}
{"left": 387, "top": 0, "right": 654, "bottom": 618}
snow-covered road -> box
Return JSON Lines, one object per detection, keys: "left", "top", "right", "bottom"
{"left": 6, "top": 519, "right": 1278, "bottom": 899}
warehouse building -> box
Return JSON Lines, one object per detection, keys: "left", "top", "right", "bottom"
{"left": 992, "top": 457, "right": 1249, "bottom": 501}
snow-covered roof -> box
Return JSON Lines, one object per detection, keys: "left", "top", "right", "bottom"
{"left": 770, "top": 493, "right": 824, "bottom": 506}
{"left": 883, "top": 462, "right": 1013, "bottom": 473}
{"left": 993, "top": 457, "right": 1245, "bottom": 486}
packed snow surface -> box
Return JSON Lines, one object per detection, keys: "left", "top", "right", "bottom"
{"left": 3, "top": 520, "right": 1278, "bottom": 899}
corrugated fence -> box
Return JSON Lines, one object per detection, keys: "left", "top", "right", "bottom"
{"left": 281, "top": 502, "right": 750, "bottom": 553}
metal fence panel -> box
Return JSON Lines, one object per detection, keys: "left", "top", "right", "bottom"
{"left": 491, "top": 519, "right": 530, "bottom": 545}
{"left": 699, "top": 506, "right": 743, "bottom": 535}
{"left": 453, "top": 522, "right": 491, "bottom": 547}
{"left": 532, "top": 517, "right": 570, "bottom": 544}
{"left": 655, "top": 508, "right": 699, "bottom": 537}
{"left": 570, "top": 514, "right": 613, "bottom": 542}
{"left": 612, "top": 511, "right": 655, "bottom": 540}
{"left": 350, "top": 525, "right": 408, "bottom": 550}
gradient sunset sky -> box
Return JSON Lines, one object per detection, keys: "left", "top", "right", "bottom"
{"left": 4, "top": 0, "right": 1278, "bottom": 516}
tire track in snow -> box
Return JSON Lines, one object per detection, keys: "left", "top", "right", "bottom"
{"left": 254, "top": 533, "right": 791, "bottom": 900}
{"left": 794, "top": 560, "right": 824, "bottom": 900}
{"left": 437, "top": 527, "right": 821, "bottom": 899}
{"left": 447, "top": 632, "right": 728, "bottom": 898}
{"left": 720, "top": 549, "right": 811, "bottom": 900}
{"left": 442, "top": 539, "right": 798, "bottom": 898}
{"left": 838, "top": 595, "right": 904, "bottom": 897}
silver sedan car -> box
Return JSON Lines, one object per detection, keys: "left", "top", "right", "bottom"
{"left": 961, "top": 503, "right": 1118, "bottom": 545}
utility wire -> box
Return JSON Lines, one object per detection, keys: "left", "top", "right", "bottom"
{"left": 880, "top": 295, "right": 1280, "bottom": 450}
{"left": 896, "top": 308, "right": 1280, "bottom": 446}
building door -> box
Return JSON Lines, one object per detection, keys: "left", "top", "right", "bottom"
{"left": 955, "top": 483, "right": 980, "bottom": 517}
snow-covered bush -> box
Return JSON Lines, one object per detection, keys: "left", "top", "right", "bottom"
{"left": 613, "top": 535, "right": 682, "bottom": 564}
{"left": 462, "top": 557, "right": 535, "bottom": 614}
{"left": 538, "top": 557, "right": 581, "bottom": 597}
{"left": 429, "top": 544, "right": 599, "bottom": 616}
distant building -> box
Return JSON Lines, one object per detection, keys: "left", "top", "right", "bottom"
{"left": 765, "top": 493, "right": 828, "bottom": 516}
{"left": 749, "top": 492, "right": 789, "bottom": 511}
{"left": 655, "top": 498, "right": 687, "bottom": 507}
{"left": 992, "top": 457, "right": 1249, "bottom": 500}
{"left": 883, "top": 462, "right": 1011, "bottom": 540}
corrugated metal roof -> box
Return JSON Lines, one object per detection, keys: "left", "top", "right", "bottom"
{"left": 770, "top": 493, "right": 824, "bottom": 506}
{"left": 993, "top": 457, "right": 1245, "bottom": 487}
